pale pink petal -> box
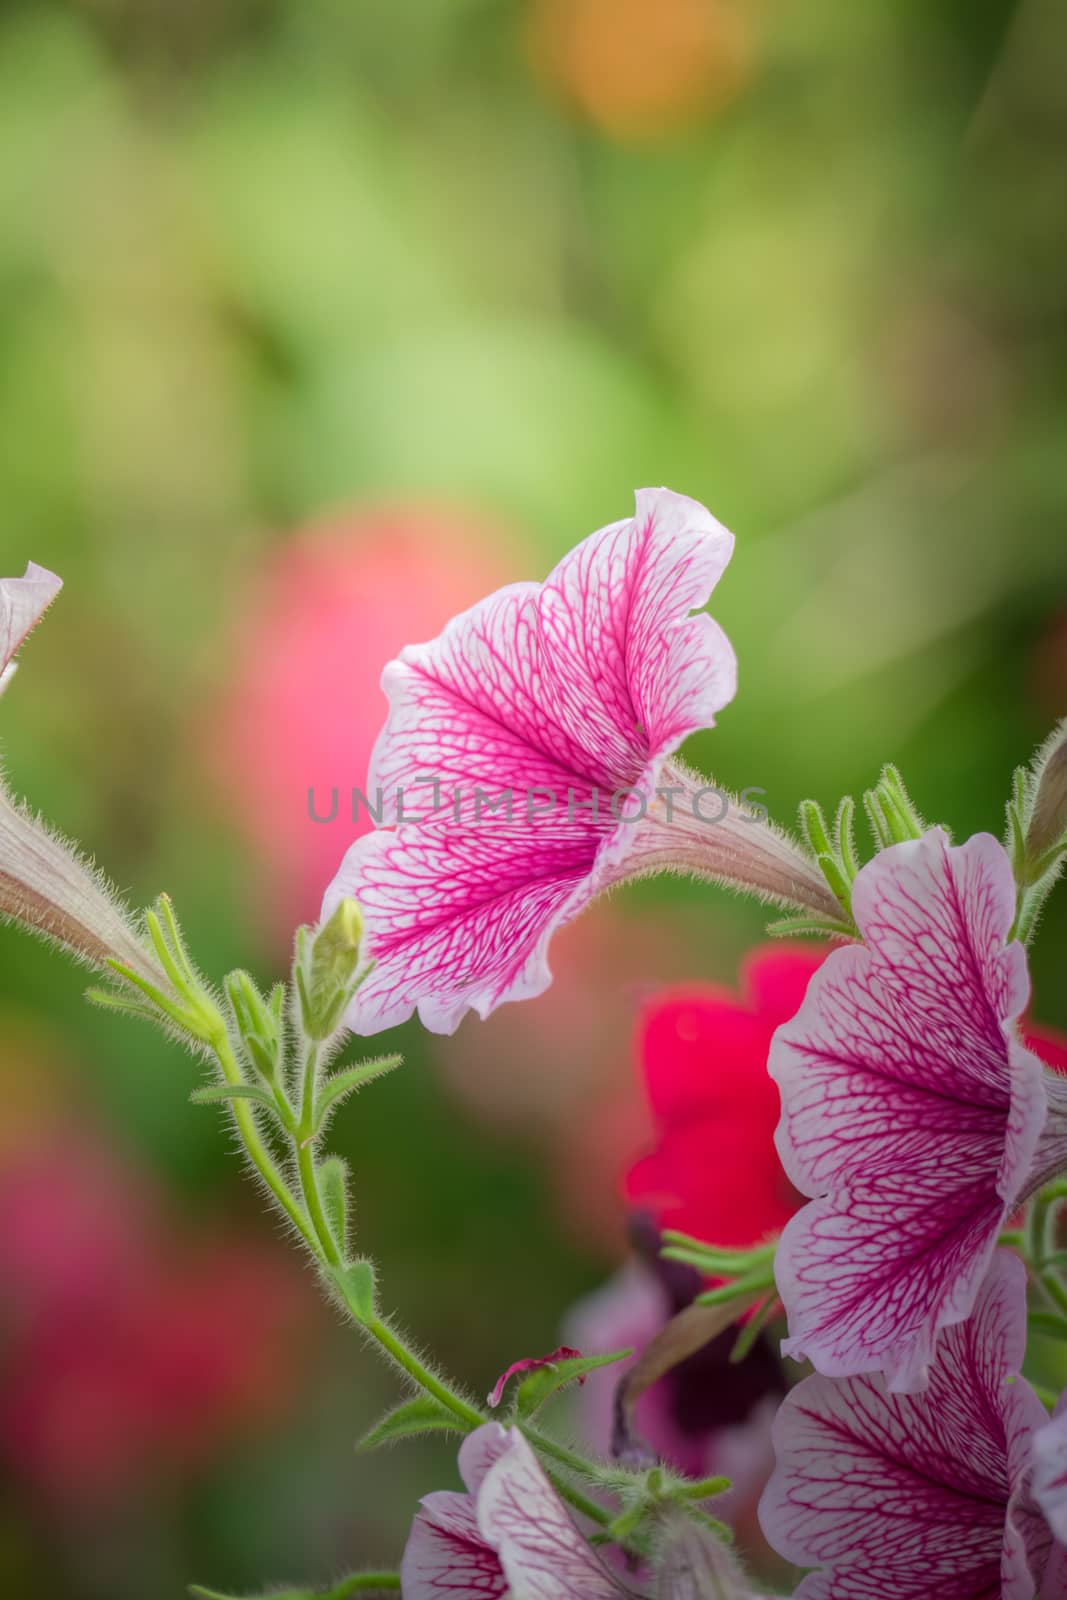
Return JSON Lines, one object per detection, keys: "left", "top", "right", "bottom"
{"left": 458, "top": 1421, "right": 514, "bottom": 1494}
{"left": 759, "top": 1252, "right": 1049, "bottom": 1599}
{"left": 770, "top": 829, "right": 1046, "bottom": 1390}
{"left": 1033, "top": 1393, "right": 1067, "bottom": 1545}
{"left": 400, "top": 1489, "right": 508, "bottom": 1599}
{"left": 487, "top": 1347, "right": 583, "bottom": 1409}
{"left": 0, "top": 563, "right": 62, "bottom": 686}
{"left": 324, "top": 488, "right": 738, "bottom": 1035}
{"left": 475, "top": 1428, "right": 627, "bottom": 1599}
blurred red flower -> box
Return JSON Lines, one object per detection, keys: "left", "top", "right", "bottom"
{"left": 624, "top": 945, "right": 821, "bottom": 1247}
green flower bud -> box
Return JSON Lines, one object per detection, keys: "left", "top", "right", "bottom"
{"left": 296, "top": 898, "right": 366, "bottom": 1041}
{"left": 1026, "top": 718, "right": 1067, "bottom": 863}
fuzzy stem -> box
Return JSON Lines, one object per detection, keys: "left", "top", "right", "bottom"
{"left": 361, "top": 1311, "right": 485, "bottom": 1431}
{"left": 296, "top": 1042, "right": 344, "bottom": 1266}
{"left": 209, "top": 1026, "right": 317, "bottom": 1251}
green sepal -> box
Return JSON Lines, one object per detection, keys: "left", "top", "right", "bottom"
{"left": 696, "top": 1266, "right": 776, "bottom": 1308}
{"left": 678, "top": 1474, "right": 731, "bottom": 1500}
{"left": 766, "top": 913, "right": 854, "bottom": 940}
{"left": 729, "top": 1292, "right": 777, "bottom": 1364}
{"left": 225, "top": 968, "right": 283, "bottom": 1083}
{"left": 660, "top": 1232, "right": 776, "bottom": 1277}
{"left": 358, "top": 1395, "right": 464, "bottom": 1451}
{"left": 514, "top": 1347, "right": 632, "bottom": 1418}
{"left": 834, "top": 794, "right": 860, "bottom": 881}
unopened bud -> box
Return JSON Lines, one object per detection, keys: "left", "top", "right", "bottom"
{"left": 297, "top": 898, "right": 365, "bottom": 1040}
{"left": 1027, "top": 719, "right": 1067, "bottom": 863}
{"left": 0, "top": 786, "right": 164, "bottom": 985}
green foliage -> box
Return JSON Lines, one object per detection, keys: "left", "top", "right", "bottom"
{"left": 358, "top": 1395, "right": 463, "bottom": 1451}
{"left": 514, "top": 1348, "right": 632, "bottom": 1418}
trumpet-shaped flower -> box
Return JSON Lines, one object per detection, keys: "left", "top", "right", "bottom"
{"left": 770, "top": 826, "right": 1067, "bottom": 1391}
{"left": 401, "top": 1421, "right": 632, "bottom": 1598}
{"left": 0, "top": 562, "right": 62, "bottom": 694}
{"left": 324, "top": 488, "right": 836, "bottom": 1035}
{"left": 759, "top": 1251, "right": 1067, "bottom": 1600}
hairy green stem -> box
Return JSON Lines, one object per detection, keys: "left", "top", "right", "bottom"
{"left": 297, "top": 1042, "right": 344, "bottom": 1266}
{"left": 210, "top": 1027, "right": 317, "bottom": 1250}
{"left": 363, "top": 1312, "right": 486, "bottom": 1431}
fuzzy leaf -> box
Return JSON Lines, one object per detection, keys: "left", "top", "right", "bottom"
{"left": 313, "top": 1055, "right": 403, "bottom": 1135}
{"left": 190, "top": 1083, "right": 280, "bottom": 1115}
{"left": 319, "top": 1155, "right": 349, "bottom": 1256}
{"left": 358, "top": 1394, "right": 463, "bottom": 1451}
{"left": 331, "top": 1259, "right": 377, "bottom": 1324}
{"left": 516, "top": 1347, "right": 632, "bottom": 1417}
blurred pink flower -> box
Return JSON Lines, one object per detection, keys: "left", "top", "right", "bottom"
{"left": 207, "top": 506, "right": 519, "bottom": 943}
{"left": 0, "top": 1110, "right": 309, "bottom": 1511}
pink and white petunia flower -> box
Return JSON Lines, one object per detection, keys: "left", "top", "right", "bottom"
{"left": 770, "top": 825, "right": 1067, "bottom": 1391}
{"left": 324, "top": 488, "right": 837, "bottom": 1035}
{"left": 759, "top": 1251, "right": 1066, "bottom": 1600}
{"left": 0, "top": 562, "right": 62, "bottom": 695}
{"left": 401, "top": 1421, "right": 635, "bottom": 1598}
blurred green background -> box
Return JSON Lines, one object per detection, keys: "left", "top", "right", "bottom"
{"left": 1, "top": 0, "right": 1066, "bottom": 1594}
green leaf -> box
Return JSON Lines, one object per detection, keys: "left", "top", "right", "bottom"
{"left": 515, "top": 1348, "right": 632, "bottom": 1417}
{"left": 313, "top": 1055, "right": 403, "bottom": 1134}
{"left": 319, "top": 1155, "right": 349, "bottom": 1256}
{"left": 358, "top": 1395, "right": 463, "bottom": 1451}
{"left": 331, "top": 1259, "right": 377, "bottom": 1324}
{"left": 190, "top": 1083, "right": 280, "bottom": 1115}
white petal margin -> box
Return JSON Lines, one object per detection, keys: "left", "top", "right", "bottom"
{"left": 1033, "top": 1392, "right": 1067, "bottom": 1545}
{"left": 0, "top": 562, "right": 62, "bottom": 689}
{"left": 475, "top": 1426, "right": 630, "bottom": 1599}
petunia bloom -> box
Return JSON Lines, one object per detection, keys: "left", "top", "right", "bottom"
{"left": 0, "top": 561, "right": 62, "bottom": 694}
{"left": 401, "top": 1421, "right": 632, "bottom": 1598}
{"left": 770, "top": 826, "right": 1067, "bottom": 1391}
{"left": 324, "top": 488, "right": 837, "bottom": 1035}
{"left": 759, "top": 1251, "right": 1067, "bottom": 1600}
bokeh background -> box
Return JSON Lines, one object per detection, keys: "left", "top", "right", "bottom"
{"left": 1, "top": 0, "right": 1066, "bottom": 1594}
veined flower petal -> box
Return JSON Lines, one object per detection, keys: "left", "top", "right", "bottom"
{"left": 769, "top": 828, "right": 1047, "bottom": 1391}
{"left": 401, "top": 1422, "right": 631, "bottom": 1600}
{"left": 325, "top": 488, "right": 832, "bottom": 1035}
{"left": 759, "top": 1252, "right": 1058, "bottom": 1599}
